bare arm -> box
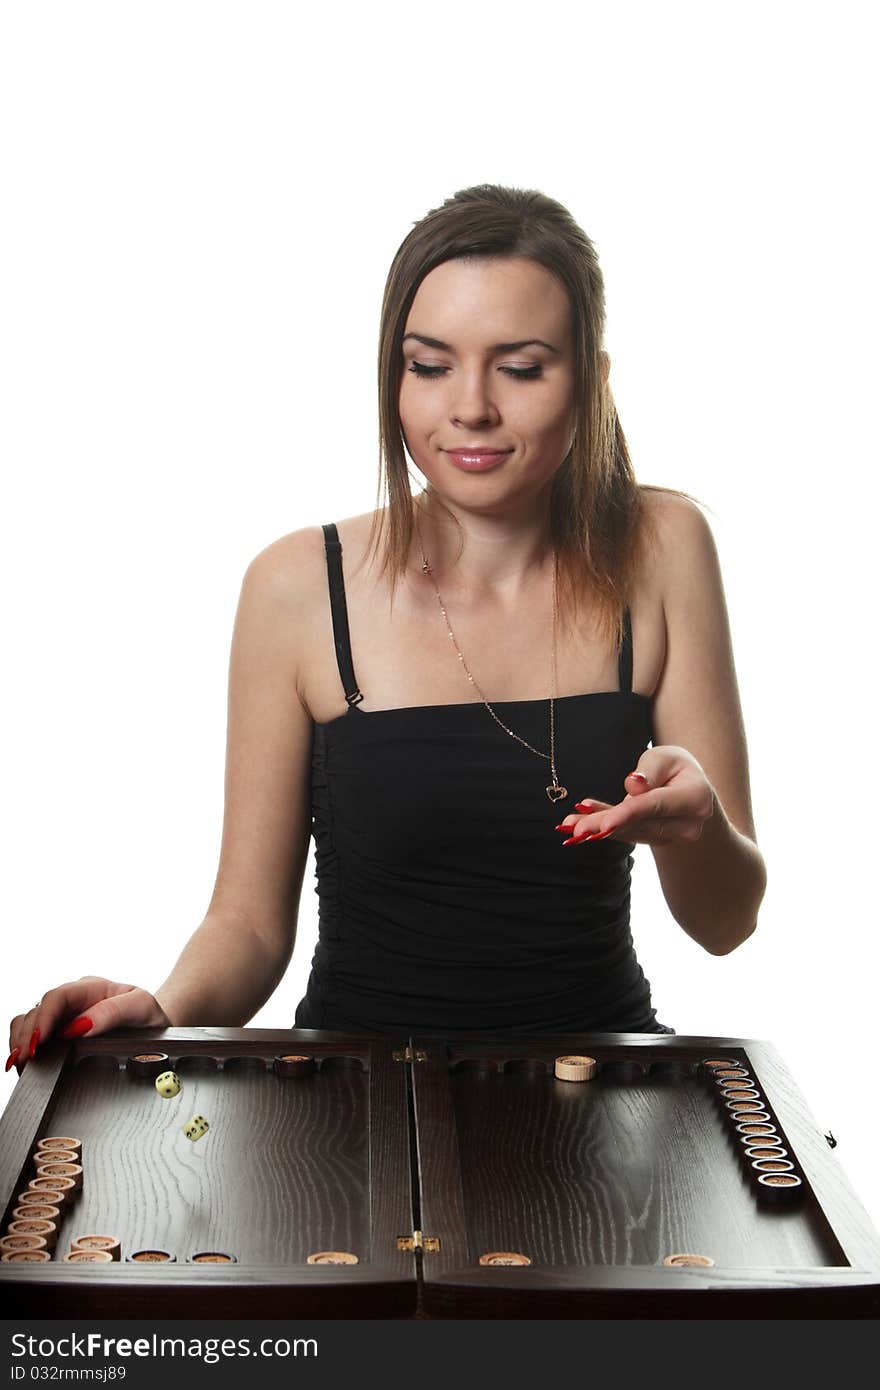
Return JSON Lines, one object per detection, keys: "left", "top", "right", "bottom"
{"left": 646, "top": 496, "right": 766, "bottom": 953}
{"left": 557, "top": 495, "right": 766, "bottom": 955}
{"left": 155, "top": 533, "right": 315, "bottom": 1024}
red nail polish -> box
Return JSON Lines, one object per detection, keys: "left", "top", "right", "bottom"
{"left": 574, "top": 802, "right": 595, "bottom": 812}
{"left": 628, "top": 772, "right": 648, "bottom": 784}
{"left": 5, "top": 1047, "right": 21, "bottom": 1072}
{"left": 59, "top": 1016, "right": 93, "bottom": 1041}
{"left": 563, "top": 832, "right": 596, "bottom": 846}
{"left": 28, "top": 1028, "right": 41, "bottom": 1058}
{"left": 592, "top": 828, "right": 616, "bottom": 840}
{"left": 554, "top": 823, "right": 573, "bottom": 833}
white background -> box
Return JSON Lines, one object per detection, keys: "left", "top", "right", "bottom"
{"left": 2, "top": 1, "right": 878, "bottom": 1239}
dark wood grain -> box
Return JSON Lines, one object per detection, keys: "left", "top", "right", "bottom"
{"left": 412, "top": 1033, "right": 880, "bottom": 1317}
{"left": 0, "top": 1030, "right": 415, "bottom": 1317}
{"left": 742, "top": 1039, "right": 880, "bottom": 1273}
{"left": 2, "top": 1029, "right": 879, "bottom": 1318}
{"left": 44, "top": 1055, "right": 372, "bottom": 1263}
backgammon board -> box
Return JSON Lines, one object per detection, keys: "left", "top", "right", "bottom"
{"left": 2, "top": 1028, "right": 878, "bottom": 1317}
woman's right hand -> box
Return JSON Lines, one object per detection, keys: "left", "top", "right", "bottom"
{"left": 6, "top": 976, "right": 171, "bottom": 1074}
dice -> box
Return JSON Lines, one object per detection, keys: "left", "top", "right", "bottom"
{"left": 183, "top": 1115, "right": 209, "bottom": 1142}
{"left": 154, "top": 1071, "right": 181, "bottom": 1099}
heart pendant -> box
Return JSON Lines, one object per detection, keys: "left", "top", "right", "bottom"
{"left": 546, "top": 784, "right": 568, "bottom": 803}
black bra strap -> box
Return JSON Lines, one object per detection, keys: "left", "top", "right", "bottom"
{"left": 617, "top": 607, "right": 633, "bottom": 694}
{"left": 322, "top": 523, "right": 364, "bottom": 707}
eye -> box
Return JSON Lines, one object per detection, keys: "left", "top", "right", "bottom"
{"left": 500, "top": 365, "right": 543, "bottom": 380}
{"left": 406, "top": 363, "right": 446, "bottom": 379}
{"left": 406, "top": 363, "right": 543, "bottom": 381}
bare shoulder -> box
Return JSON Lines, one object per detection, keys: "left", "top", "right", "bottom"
{"left": 636, "top": 487, "right": 720, "bottom": 600}
{"left": 244, "top": 510, "right": 379, "bottom": 604}
{"left": 242, "top": 524, "right": 326, "bottom": 610}
{"left": 238, "top": 513, "right": 381, "bottom": 712}
{"left": 639, "top": 485, "right": 714, "bottom": 546}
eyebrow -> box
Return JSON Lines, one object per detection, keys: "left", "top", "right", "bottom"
{"left": 402, "top": 332, "right": 560, "bottom": 354}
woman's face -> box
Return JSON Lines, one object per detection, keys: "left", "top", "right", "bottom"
{"left": 398, "top": 256, "right": 577, "bottom": 516}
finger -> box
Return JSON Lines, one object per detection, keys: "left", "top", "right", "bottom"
{"left": 76, "top": 989, "right": 159, "bottom": 1036}
{"left": 10, "top": 978, "right": 135, "bottom": 1069}
{"left": 612, "top": 786, "right": 695, "bottom": 826}
{"left": 7, "top": 1005, "right": 40, "bottom": 1072}
{"left": 554, "top": 797, "right": 615, "bottom": 834}
{"left": 57, "top": 1015, "right": 96, "bottom": 1041}
{"left": 563, "top": 790, "right": 683, "bottom": 842}
{"left": 562, "top": 823, "right": 622, "bottom": 844}
{"left": 24, "top": 984, "right": 102, "bottom": 1060}
{"left": 7, "top": 1012, "right": 29, "bottom": 1057}
{"left": 73, "top": 988, "right": 170, "bottom": 1038}
{"left": 624, "top": 770, "right": 651, "bottom": 795}
{"left": 12, "top": 988, "right": 160, "bottom": 1069}
{"left": 566, "top": 815, "right": 704, "bottom": 847}
{"left": 624, "top": 745, "right": 685, "bottom": 793}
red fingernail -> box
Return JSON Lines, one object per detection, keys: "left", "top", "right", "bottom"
{"left": 59, "top": 1016, "right": 93, "bottom": 1041}
{"left": 554, "top": 823, "right": 574, "bottom": 833}
{"left": 28, "top": 1028, "right": 41, "bottom": 1058}
{"left": 5, "top": 1047, "right": 21, "bottom": 1072}
{"left": 592, "top": 828, "right": 616, "bottom": 840}
{"left": 563, "top": 832, "right": 596, "bottom": 846}
{"left": 574, "top": 802, "right": 595, "bottom": 812}
{"left": 628, "top": 772, "right": 648, "bottom": 784}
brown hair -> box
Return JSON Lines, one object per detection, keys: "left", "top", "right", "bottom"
{"left": 368, "top": 183, "right": 702, "bottom": 650}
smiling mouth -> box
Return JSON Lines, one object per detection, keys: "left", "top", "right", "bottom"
{"left": 444, "top": 448, "right": 513, "bottom": 471}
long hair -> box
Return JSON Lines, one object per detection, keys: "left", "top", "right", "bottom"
{"left": 368, "top": 184, "right": 700, "bottom": 651}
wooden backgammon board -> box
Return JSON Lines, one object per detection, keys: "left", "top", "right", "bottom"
{"left": 1, "top": 1028, "right": 878, "bottom": 1317}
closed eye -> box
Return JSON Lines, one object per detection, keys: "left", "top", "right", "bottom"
{"left": 406, "top": 363, "right": 543, "bottom": 381}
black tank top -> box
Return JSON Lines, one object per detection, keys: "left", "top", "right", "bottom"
{"left": 294, "top": 523, "right": 668, "bottom": 1037}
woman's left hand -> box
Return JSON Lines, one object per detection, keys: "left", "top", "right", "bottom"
{"left": 555, "top": 746, "right": 716, "bottom": 848}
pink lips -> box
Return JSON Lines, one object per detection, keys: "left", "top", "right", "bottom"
{"left": 445, "top": 449, "right": 512, "bottom": 472}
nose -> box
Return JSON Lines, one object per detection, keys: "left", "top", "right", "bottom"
{"left": 450, "top": 369, "right": 500, "bottom": 429}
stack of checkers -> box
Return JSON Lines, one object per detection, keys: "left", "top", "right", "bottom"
{"left": 1, "top": 1136, "right": 83, "bottom": 1263}
{"left": 0, "top": 1136, "right": 122, "bottom": 1264}
{"left": 701, "top": 1057, "right": 805, "bottom": 1202}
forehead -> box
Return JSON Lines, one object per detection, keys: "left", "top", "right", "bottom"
{"left": 404, "top": 257, "right": 571, "bottom": 344}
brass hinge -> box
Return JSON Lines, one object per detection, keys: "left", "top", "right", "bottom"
{"left": 397, "top": 1229, "right": 440, "bottom": 1253}
{"left": 392, "top": 1045, "right": 426, "bottom": 1063}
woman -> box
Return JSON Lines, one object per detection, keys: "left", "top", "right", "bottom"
{"left": 6, "top": 183, "right": 767, "bottom": 1065}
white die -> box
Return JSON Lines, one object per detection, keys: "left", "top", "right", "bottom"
{"left": 183, "top": 1115, "right": 209, "bottom": 1142}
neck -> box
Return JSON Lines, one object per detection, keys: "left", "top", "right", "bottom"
{"left": 413, "top": 487, "right": 555, "bottom": 599}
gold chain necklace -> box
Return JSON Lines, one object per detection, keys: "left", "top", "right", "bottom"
{"left": 418, "top": 546, "right": 568, "bottom": 803}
